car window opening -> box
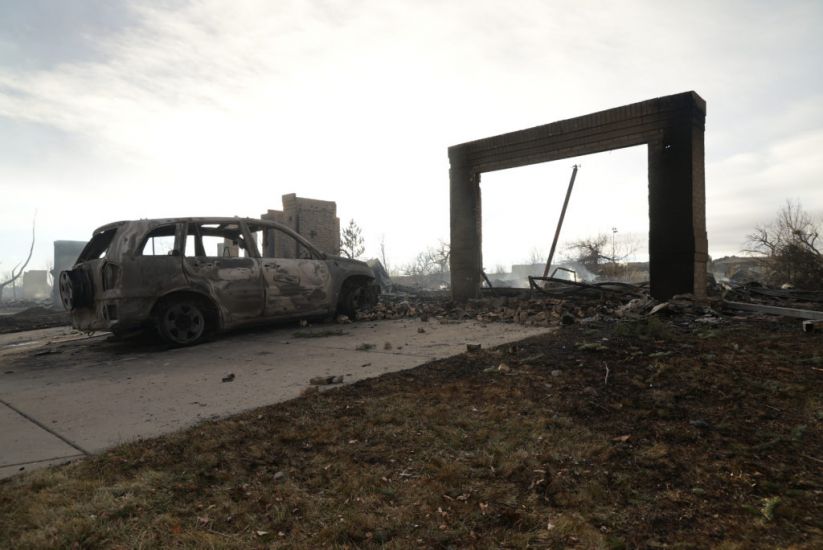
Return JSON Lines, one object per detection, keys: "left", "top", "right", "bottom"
{"left": 186, "top": 223, "right": 255, "bottom": 258}
{"left": 78, "top": 227, "right": 119, "bottom": 261}
{"left": 140, "top": 225, "right": 177, "bottom": 256}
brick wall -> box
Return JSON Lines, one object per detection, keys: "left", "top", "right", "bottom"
{"left": 261, "top": 209, "right": 289, "bottom": 257}
{"left": 449, "top": 91, "right": 708, "bottom": 301}
{"left": 261, "top": 194, "right": 340, "bottom": 258}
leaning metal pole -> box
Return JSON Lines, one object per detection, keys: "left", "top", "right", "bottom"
{"left": 542, "top": 165, "right": 579, "bottom": 278}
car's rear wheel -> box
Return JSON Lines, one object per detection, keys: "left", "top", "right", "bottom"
{"left": 156, "top": 297, "right": 211, "bottom": 346}
{"left": 58, "top": 271, "right": 74, "bottom": 311}
{"left": 58, "top": 269, "right": 92, "bottom": 311}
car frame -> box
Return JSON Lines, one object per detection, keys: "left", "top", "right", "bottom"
{"left": 59, "top": 217, "right": 378, "bottom": 345}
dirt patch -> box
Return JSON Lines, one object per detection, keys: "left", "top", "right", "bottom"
{"left": 0, "top": 306, "right": 69, "bottom": 334}
{"left": 1, "top": 315, "right": 821, "bottom": 548}
{"left": 292, "top": 329, "right": 350, "bottom": 338}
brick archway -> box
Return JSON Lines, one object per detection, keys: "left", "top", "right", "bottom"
{"left": 448, "top": 91, "right": 707, "bottom": 301}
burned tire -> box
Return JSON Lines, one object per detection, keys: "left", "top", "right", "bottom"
{"left": 337, "top": 280, "right": 379, "bottom": 318}
{"left": 58, "top": 269, "right": 92, "bottom": 311}
{"left": 155, "top": 296, "right": 214, "bottom": 346}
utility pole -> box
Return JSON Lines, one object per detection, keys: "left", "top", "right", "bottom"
{"left": 542, "top": 165, "right": 579, "bottom": 278}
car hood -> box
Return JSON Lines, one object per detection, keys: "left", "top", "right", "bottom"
{"left": 327, "top": 255, "right": 367, "bottom": 267}
{"left": 327, "top": 255, "right": 374, "bottom": 273}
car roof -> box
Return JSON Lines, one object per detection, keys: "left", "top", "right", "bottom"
{"left": 93, "top": 217, "right": 298, "bottom": 231}
{"left": 91, "top": 217, "right": 322, "bottom": 254}
{"left": 94, "top": 217, "right": 252, "bottom": 229}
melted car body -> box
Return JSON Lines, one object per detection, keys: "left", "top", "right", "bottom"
{"left": 59, "top": 217, "right": 378, "bottom": 345}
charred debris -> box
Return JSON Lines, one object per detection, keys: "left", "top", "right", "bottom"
{"left": 360, "top": 273, "right": 823, "bottom": 335}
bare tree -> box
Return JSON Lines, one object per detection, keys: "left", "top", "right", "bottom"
{"left": 0, "top": 216, "right": 36, "bottom": 302}
{"left": 431, "top": 240, "right": 450, "bottom": 273}
{"left": 340, "top": 219, "right": 365, "bottom": 260}
{"left": 402, "top": 240, "right": 451, "bottom": 279}
{"left": 746, "top": 200, "right": 823, "bottom": 288}
{"left": 526, "top": 247, "right": 545, "bottom": 266}
{"left": 379, "top": 234, "right": 389, "bottom": 273}
{"left": 565, "top": 232, "right": 637, "bottom": 279}
{"left": 403, "top": 251, "right": 434, "bottom": 278}
{"left": 566, "top": 233, "right": 611, "bottom": 269}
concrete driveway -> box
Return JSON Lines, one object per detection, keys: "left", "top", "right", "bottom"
{"left": 0, "top": 319, "right": 550, "bottom": 478}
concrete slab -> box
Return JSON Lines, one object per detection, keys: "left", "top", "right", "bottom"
{"left": 0, "top": 319, "right": 550, "bottom": 478}
{"left": 0, "top": 325, "right": 83, "bottom": 351}
{"left": 0, "top": 401, "right": 83, "bottom": 472}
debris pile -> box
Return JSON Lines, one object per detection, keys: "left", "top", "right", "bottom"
{"left": 356, "top": 275, "right": 823, "bottom": 329}
{"left": 719, "top": 282, "right": 823, "bottom": 323}
{"left": 722, "top": 281, "right": 823, "bottom": 309}
{"left": 357, "top": 285, "right": 722, "bottom": 328}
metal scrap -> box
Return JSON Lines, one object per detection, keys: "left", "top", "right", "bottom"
{"left": 723, "top": 300, "right": 823, "bottom": 320}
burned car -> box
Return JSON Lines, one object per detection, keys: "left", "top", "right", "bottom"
{"left": 59, "top": 218, "right": 378, "bottom": 345}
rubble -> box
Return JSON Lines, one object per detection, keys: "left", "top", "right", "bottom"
{"left": 352, "top": 276, "right": 823, "bottom": 331}
{"left": 717, "top": 281, "right": 823, "bottom": 323}
{"left": 357, "top": 287, "right": 668, "bottom": 328}
{"left": 723, "top": 300, "right": 823, "bottom": 321}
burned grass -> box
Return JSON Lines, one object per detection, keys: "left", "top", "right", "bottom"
{"left": 1, "top": 316, "right": 822, "bottom": 548}
{"left": 0, "top": 306, "right": 69, "bottom": 334}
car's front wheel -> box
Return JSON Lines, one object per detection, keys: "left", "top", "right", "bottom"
{"left": 155, "top": 296, "right": 212, "bottom": 346}
{"left": 337, "top": 280, "right": 379, "bottom": 318}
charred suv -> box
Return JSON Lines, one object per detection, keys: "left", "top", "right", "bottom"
{"left": 59, "top": 218, "right": 378, "bottom": 345}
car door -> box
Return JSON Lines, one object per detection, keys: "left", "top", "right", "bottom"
{"left": 181, "top": 221, "right": 265, "bottom": 325}
{"left": 119, "top": 222, "right": 187, "bottom": 296}
{"left": 246, "top": 223, "right": 333, "bottom": 318}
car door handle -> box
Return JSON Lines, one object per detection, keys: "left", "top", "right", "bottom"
{"left": 263, "top": 262, "right": 277, "bottom": 268}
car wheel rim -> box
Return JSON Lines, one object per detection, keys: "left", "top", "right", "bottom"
{"left": 164, "top": 303, "right": 205, "bottom": 344}
{"left": 59, "top": 273, "right": 73, "bottom": 310}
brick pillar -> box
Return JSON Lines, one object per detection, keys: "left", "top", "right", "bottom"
{"left": 647, "top": 99, "right": 707, "bottom": 299}
{"left": 449, "top": 156, "right": 483, "bottom": 301}
{"left": 690, "top": 113, "right": 709, "bottom": 297}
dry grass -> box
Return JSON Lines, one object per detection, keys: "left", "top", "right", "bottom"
{"left": 2, "top": 317, "right": 822, "bottom": 548}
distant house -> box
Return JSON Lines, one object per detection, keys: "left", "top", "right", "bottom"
{"left": 709, "top": 256, "right": 767, "bottom": 283}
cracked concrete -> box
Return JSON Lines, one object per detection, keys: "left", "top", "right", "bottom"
{"left": 0, "top": 319, "right": 551, "bottom": 478}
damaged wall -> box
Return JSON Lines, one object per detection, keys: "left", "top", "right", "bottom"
{"left": 262, "top": 194, "right": 341, "bottom": 258}
{"left": 22, "top": 270, "right": 50, "bottom": 300}
{"left": 448, "top": 91, "right": 708, "bottom": 301}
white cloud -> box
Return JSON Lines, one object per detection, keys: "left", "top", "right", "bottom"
{"left": 0, "top": 0, "right": 821, "bottom": 272}
{"left": 707, "top": 128, "right": 823, "bottom": 255}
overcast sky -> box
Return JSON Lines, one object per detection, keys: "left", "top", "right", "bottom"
{"left": 1, "top": 0, "right": 822, "bottom": 275}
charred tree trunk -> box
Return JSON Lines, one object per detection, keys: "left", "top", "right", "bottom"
{"left": 0, "top": 217, "right": 36, "bottom": 302}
